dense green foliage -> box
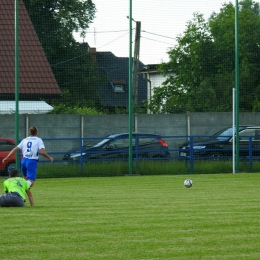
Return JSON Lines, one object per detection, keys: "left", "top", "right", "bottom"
{"left": 23, "top": 0, "right": 104, "bottom": 112}
{"left": 149, "top": 0, "right": 260, "bottom": 113}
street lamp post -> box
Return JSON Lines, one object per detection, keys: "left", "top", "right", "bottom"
{"left": 132, "top": 21, "right": 141, "bottom": 107}
{"left": 127, "top": 16, "right": 141, "bottom": 108}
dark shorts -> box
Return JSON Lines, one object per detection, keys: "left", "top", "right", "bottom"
{"left": 0, "top": 192, "right": 25, "bottom": 207}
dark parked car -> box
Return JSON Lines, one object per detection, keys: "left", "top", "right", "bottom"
{"left": 0, "top": 138, "right": 16, "bottom": 175}
{"left": 63, "top": 132, "right": 170, "bottom": 162}
{"left": 179, "top": 126, "right": 260, "bottom": 160}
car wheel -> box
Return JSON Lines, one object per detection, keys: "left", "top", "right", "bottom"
{"left": 152, "top": 154, "right": 163, "bottom": 158}
{"left": 210, "top": 154, "right": 222, "bottom": 161}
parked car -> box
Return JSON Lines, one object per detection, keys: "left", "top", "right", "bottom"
{"left": 179, "top": 126, "right": 260, "bottom": 160}
{"left": 62, "top": 132, "right": 170, "bottom": 163}
{"left": 0, "top": 138, "right": 16, "bottom": 175}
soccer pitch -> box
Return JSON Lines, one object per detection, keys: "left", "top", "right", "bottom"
{"left": 1, "top": 173, "right": 260, "bottom": 260}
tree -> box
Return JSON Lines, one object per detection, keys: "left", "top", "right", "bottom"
{"left": 23, "top": 0, "right": 104, "bottom": 110}
{"left": 149, "top": 0, "right": 260, "bottom": 113}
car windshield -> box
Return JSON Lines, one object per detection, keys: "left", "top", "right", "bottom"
{"left": 83, "top": 134, "right": 123, "bottom": 148}
{"left": 213, "top": 127, "right": 245, "bottom": 141}
{"left": 93, "top": 138, "right": 111, "bottom": 147}
{"left": 83, "top": 137, "right": 110, "bottom": 147}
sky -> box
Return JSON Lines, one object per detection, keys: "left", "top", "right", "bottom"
{"left": 74, "top": 0, "right": 237, "bottom": 65}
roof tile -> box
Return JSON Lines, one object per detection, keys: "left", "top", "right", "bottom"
{"left": 0, "top": 0, "right": 61, "bottom": 95}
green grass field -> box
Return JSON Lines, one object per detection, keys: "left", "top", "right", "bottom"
{"left": 1, "top": 173, "right": 260, "bottom": 260}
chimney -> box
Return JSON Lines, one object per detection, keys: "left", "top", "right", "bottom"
{"left": 88, "top": 47, "right": 97, "bottom": 62}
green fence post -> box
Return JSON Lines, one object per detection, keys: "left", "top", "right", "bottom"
{"left": 15, "top": 0, "right": 20, "bottom": 171}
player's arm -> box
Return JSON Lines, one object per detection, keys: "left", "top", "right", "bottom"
{"left": 4, "top": 182, "right": 8, "bottom": 193}
{"left": 39, "top": 148, "right": 53, "bottom": 162}
{"left": 26, "top": 189, "right": 34, "bottom": 206}
{"left": 2, "top": 146, "right": 19, "bottom": 163}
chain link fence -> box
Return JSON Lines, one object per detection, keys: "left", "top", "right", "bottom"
{"left": 1, "top": 0, "right": 260, "bottom": 176}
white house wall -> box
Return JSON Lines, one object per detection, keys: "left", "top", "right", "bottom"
{"left": 145, "top": 72, "right": 175, "bottom": 113}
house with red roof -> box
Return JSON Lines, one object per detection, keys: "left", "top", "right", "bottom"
{"left": 0, "top": 0, "right": 61, "bottom": 113}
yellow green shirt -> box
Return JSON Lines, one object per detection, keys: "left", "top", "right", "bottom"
{"left": 3, "top": 177, "right": 30, "bottom": 200}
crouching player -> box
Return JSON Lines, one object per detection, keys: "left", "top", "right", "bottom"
{"left": 0, "top": 169, "right": 34, "bottom": 207}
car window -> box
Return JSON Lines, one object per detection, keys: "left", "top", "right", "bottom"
{"left": 215, "top": 127, "right": 246, "bottom": 141}
{"left": 255, "top": 130, "right": 260, "bottom": 140}
{"left": 0, "top": 141, "right": 15, "bottom": 151}
{"left": 139, "top": 137, "right": 157, "bottom": 145}
{"left": 110, "top": 138, "right": 135, "bottom": 148}
{"left": 215, "top": 128, "right": 234, "bottom": 141}
{"left": 239, "top": 129, "right": 256, "bottom": 141}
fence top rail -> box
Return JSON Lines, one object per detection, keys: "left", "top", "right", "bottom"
{"left": 39, "top": 135, "right": 257, "bottom": 141}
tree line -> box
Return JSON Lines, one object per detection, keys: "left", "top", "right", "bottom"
{"left": 24, "top": 0, "right": 260, "bottom": 114}
{"left": 149, "top": 0, "right": 260, "bottom": 113}
{"left": 23, "top": 0, "right": 106, "bottom": 114}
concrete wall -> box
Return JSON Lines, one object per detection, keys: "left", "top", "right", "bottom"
{"left": 1, "top": 112, "right": 260, "bottom": 158}
{"left": 1, "top": 112, "right": 260, "bottom": 138}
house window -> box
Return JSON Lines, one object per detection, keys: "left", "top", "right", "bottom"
{"left": 113, "top": 85, "right": 125, "bottom": 93}
{"left": 111, "top": 80, "right": 126, "bottom": 93}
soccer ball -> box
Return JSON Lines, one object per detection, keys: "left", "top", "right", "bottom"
{"left": 184, "top": 179, "right": 193, "bottom": 188}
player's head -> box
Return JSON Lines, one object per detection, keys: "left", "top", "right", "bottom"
{"left": 9, "top": 169, "right": 19, "bottom": 178}
{"left": 29, "top": 126, "right": 38, "bottom": 136}
{"left": 7, "top": 165, "right": 15, "bottom": 174}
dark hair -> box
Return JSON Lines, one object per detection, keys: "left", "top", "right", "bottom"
{"left": 29, "top": 126, "right": 38, "bottom": 136}
{"left": 9, "top": 169, "right": 19, "bottom": 177}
